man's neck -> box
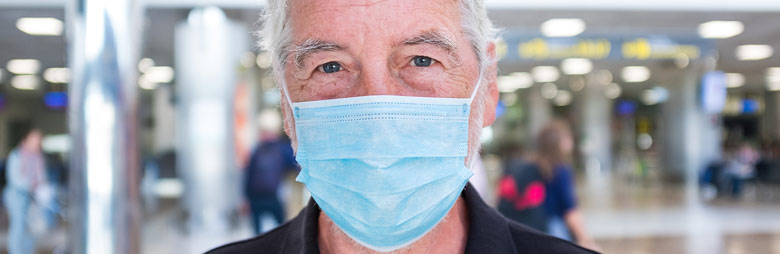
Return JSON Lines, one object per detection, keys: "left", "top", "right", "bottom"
{"left": 318, "top": 197, "right": 469, "bottom": 254}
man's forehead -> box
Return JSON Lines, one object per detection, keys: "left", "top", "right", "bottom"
{"left": 290, "top": 0, "right": 458, "bottom": 14}
{"left": 288, "top": 0, "right": 462, "bottom": 44}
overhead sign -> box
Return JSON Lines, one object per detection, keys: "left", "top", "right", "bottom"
{"left": 497, "top": 34, "right": 713, "bottom": 62}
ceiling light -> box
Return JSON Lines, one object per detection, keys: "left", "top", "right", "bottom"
{"left": 241, "top": 52, "right": 256, "bottom": 68}
{"left": 641, "top": 87, "right": 669, "bottom": 105}
{"left": 621, "top": 66, "right": 651, "bottom": 83}
{"left": 725, "top": 73, "right": 745, "bottom": 88}
{"left": 569, "top": 76, "right": 585, "bottom": 91}
{"left": 16, "top": 17, "right": 63, "bottom": 36}
{"left": 531, "top": 66, "right": 560, "bottom": 83}
{"left": 138, "top": 58, "right": 155, "bottom": 73}
{"left": 43, "top": 67, "right": 70, "bottom": 83}
{"left": 698, "top": 21, "right": 744, "bottom": 39}
{"left": 596, "top": 69, "right": 613, "bottom": 85}
{"left": 138, "top": 75, "right": 158, "bottom": 90}
{"left": 605, "top": 83, "right": 622, "bottom": 99}
{"left": 256, "top": 52, "right": 272, "bottom": 69}
{"left": 144, "top": 66, "right": 175, "bottom": 83}
{"left": 541, "top": 83, "right": 558, "bottom": 99}
{"left": 11, "top": 75, "right": 40, "bottom": 90}
{"left": 768, "top": 67, "right": 780, "bottom": 91}
{"left": 561, "top": 58, "right": 593, "bottom": 75}
{"left": 502, "top": 93, "right": 518, "bottom": 106}
{"left": 553, "top": 90, "right": 572, "bottom": 106}
{"left": 736, "top": 44, "right": 773, "bottom": 61}
{"left": 498, "top": 72, "right": 533, "bottom": 93}
{"left": 541, "top": 18, "right": 585, "bottom": 37}
{"left": 675, "top": 53, "right": 690, "bottom": 69}
{"left": 7, "top": 59, "right": 41, "bottom": 75}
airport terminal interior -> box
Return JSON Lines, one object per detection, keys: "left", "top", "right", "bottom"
{"left": 1, "top": 0, "right": 780, "bottom": 253}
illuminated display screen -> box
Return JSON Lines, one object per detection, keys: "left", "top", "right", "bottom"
{"left": 44, "top": 91, "right": 68, "bottom": 110}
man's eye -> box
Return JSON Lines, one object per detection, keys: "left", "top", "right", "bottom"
{"left": 318, "top": 62, "right": 342, "bottom": 73}
{"left": 411, "top": 56, "right": 435, "bottom": 67}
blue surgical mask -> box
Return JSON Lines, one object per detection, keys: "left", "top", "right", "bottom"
{"left": 282, "top": 78, "right": 482, "bottom": 251}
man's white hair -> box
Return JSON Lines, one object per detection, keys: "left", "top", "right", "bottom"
{"left": 257, "top": 0, "right": 500, "bottom": 77}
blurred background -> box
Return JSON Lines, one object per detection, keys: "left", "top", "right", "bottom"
{"left": 0, "top": 0, "right": 779, "bottom": 253}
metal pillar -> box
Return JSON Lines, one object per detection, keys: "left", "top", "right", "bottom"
{"left": 576, "top": 74, "right": 613, "bottom": 175}
{"left": 67, "top": 0, "right": 142, "bottom": 253}
{"left": 661, "top": 63, "right": 721, "bottom": 181}
{"left": 175, "top": 7, "right": 247, "bottom": 252}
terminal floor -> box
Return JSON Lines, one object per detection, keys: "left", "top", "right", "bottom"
{"left": 0, "top": 179, "right": 779, "bottom": 254}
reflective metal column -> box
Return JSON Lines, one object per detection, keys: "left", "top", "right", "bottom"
{"left": 175, "top": 7, "right": 248, "bottom": 252}
{"left": 67, "top": 0, "right": 142, "bottom": 253}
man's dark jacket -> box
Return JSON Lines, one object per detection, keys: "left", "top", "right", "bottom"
{"left": 208, "top": 183, "right": 599, "bottom": 253}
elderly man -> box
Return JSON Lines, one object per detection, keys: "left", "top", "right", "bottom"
{"left": 210, "top": 0, "right": 597, "bottom": 253}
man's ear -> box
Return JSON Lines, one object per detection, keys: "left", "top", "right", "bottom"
{"left": 482, "top": 42, "right": 499, "bottom": 127}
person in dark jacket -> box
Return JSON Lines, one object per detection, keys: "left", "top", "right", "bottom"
{"left": 244, "top": 110, "right": 298, "bottom": 234}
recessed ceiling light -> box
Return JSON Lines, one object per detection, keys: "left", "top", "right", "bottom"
{"left": 7, "top": 59, "right": 41, "bottom": 75}
{"left": 641, "top": 87, "right": 669, "bottom": 105}
{"left": 138, "top": 58, "right": 155, "bottom": 73}
{"left": 11, "top": 75, "right": 40, "bottom": 90}
{"left": 736, "top": 44, "right": 773, "bottom": 61}
{"left": 569, "top": 76, "right": 585, "bottom": 91}
{"left": 256, "top": 52, "right": 272, "bottom": 69}
{"left": 561, "top": 58, "right": 593, "bottom": 75}
{"left": 241, "top": 52, "right": 256, "bottom": 68}
{"left": 541, "top": 19, "right": 585, "bottom": 37}
{"left": 144, "top": 66, "right": 175, "bottom": 83}
{"left": 44, "top": 68, "right": 70, "bottom": 83}
{"left": 621, "top": 66, "right": 651, "bottom": 83}
{"left": 16, "top": 17, "right": 63, "bottom": 36}
{"left": 498, "top": 72, "right": 533, "bottom": 93}
{"left": 138, "top": 75, "right": 158, "bottom": 90}
{"left": 725, "top": 73, "right": 745, "bottom": 88}
{"left": 531, "top": 66, "right": 560, "bottom": 83}
{"left": 698, "top": 21, "right": 744, "bottom": 39}
{"left": 541, "top": 83, "right": 558, "bottom": 99}
{"left": 605, "top": 83, "right": 622, "bottom": 99}
{"left": 596, "top": 69, "right": 613, "bottom": 85}
{"left": 553, "top": 90, "right": 572, "bottom": 106}
{"left": 767, "top": 67, "right": 780, "bottom": 91}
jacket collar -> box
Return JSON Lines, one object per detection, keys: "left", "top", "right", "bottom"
{"left": 300, "top": 183, "right": 517, "bottom": 253}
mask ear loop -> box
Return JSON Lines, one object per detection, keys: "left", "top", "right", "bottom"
{"left": 280, "top": 81, "right": 294, "bottom": 111}
{"left": 466, "top": 72, "right": 485, "bottom": 170}
{"left": 468, "top": 72, "right": 485, "bottom": 103}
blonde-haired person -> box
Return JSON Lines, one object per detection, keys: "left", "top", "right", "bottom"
{"left": 536, "top": 120, "right": 600, "bottom": 251}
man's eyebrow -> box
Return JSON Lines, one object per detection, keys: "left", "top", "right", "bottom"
{"left": 291, "top": 38, "right": 344, "bottom": 69}
{"left": 401, "top": 30, "right": 458, "bottom": 53}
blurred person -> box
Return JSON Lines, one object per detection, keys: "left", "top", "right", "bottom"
{"left": 724, "top": 142, "right": 759, "bottom": 197}
{"left": 497, "top": 143, "right": 549, "bottom": 232}
{"left": 3, "top": 129, "right": 46, "bottom": 254}
{"left": 244, "top": 109, "right": 298, "bottom": 234}
{"left": 210, "top": 0, "right": 596, "bottom": 253}
{"left": 536, "top": 120, "right": 599, "bottom": 250}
